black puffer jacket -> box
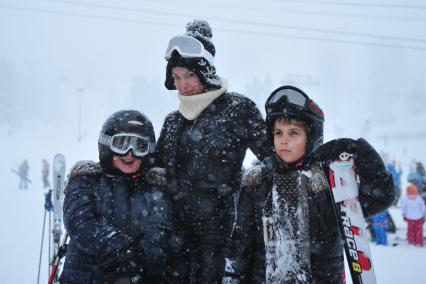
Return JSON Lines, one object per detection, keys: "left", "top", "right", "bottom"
{"left": 60, "top": 161, "right": 172, "bottom": 284}
{"left": 157, "top": 91, "right": 269, "bottom": 193}
{"left": 226, "top": 138, "right": 394, "bottom": 283}
{"left": 156, "top": 91, "right": 270, "bottom": 282}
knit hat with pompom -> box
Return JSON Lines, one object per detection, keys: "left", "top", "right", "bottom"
{"left": 165, "top": 19, "right": 221, "bottom": 91}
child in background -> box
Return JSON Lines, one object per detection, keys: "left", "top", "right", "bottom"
{"left": 401, "top": 184, "right": 426, "bottom": 247}
{"left": 371, "top": 211, "right": 389, "bottom": 245}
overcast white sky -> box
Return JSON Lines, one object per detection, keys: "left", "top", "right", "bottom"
{"left": 1, "top": 0, "right": 426, "bottom": 164}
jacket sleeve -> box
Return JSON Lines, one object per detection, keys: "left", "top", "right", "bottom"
{"left": 137, "top": 187, "right": 172, "bottom": 277}
{"left": 225, "top": 184, "right": 265, "bottom": 283}
{"left": 353, "top": 138, "right": 395, "bottom": 217}
{"left": 155, "top": 118, "right": 168, "bottom": 169}
{"left": 63, "top": 176, "right": 136, "bottom": 262}
{"left": 242, "top": 98, "right": 271, "bottom": 162}
{"left": 155, "top": 113, "right": 177, "bottom": 169}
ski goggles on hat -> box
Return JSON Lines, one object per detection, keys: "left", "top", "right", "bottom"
{"left": 164, "top": 35, "right": 214, "bottom": 65}
{"left": 266, "top": 87, "right": 324, "bottom": 121}
{"left": 99, "top": 133, "right": 155, "bottom": 158}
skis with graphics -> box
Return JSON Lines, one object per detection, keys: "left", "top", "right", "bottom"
{"left": 327, "top": 152, "right": 377, "bottom": 284}
{"left": 51, "top": 154, "right": 66, "bottom": 283}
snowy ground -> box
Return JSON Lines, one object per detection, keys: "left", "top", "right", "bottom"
{"left": 347, "top": 206, "right": 426, "bottom": 284}
{"left": 1, "top": 123, "right": 425, "bottom": 284}
{"left": 1, "top": 183, "right": 425, "bottom": 284}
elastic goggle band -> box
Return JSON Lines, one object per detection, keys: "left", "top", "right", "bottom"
{"left": 164, "top": 35, "right": 214, "bottom": 66}
{"left": 99, "top": 133, "right": 155, "bottom": 157}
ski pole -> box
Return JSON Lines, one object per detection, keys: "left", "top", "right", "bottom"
{"left": 48, "top": 233, "right": 68, "bottom": 284}
{"left": 36, "top": 209, "right": 47, "bottom": 284}
{"left": 37, "top": 190, "right": 54, "bottom": 284}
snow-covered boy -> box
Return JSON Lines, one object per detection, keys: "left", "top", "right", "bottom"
{"left": 224, "top": 85, "right": 394, "bottom": 283}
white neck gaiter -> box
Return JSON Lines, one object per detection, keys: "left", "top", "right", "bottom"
{"left": 177, "top": 79, "right": 228, "bottom": 120}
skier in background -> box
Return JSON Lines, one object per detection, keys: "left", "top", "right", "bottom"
{"left": 224, "top": 85, "right": 394, "bottom": 283}
{"left": 41, "top": 159, "right": 50, "bottom": 189}
{"left": 401, "top": 184, "right": 426, "bottom": 247}
{"left": 371, "top": 211, "right": 389, "bottom": 245}
{"left": 18, "top": 159, "right": 30, "bottom": 189}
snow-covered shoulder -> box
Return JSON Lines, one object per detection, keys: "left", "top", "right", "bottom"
{"left": 67, "top": 160, "right": 102, "bottom": 182}
{"left": 242, "top": 164, "right": 264, "bottom": 188}
{"left": 146, "top": 167, "right": 167, "bottom": 186}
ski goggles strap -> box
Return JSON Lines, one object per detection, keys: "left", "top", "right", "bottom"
{"left": 164, "top": 35, "right": 214, "bottom": 66}
{"left": 99, "top": 133, "right": 155, "bottom": 158}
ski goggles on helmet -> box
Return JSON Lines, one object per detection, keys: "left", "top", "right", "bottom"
{"left": 266, "top": 87, "right": 324, "bottom": 121}
{"left": 99, "top": 133, "right": 155, "bottom": 158}
{"left": 164, "top": 35, "right": 214, "bottom": 65}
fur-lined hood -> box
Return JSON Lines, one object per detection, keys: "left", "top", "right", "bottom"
{"left": 67, "top": 160, "right": 167, "bottom": 186}
{"left": 242, "top": 164, "right": 264, "bottom": 188}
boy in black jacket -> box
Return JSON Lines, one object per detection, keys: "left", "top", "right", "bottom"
{"left": 224, "top": 86, "right": 394, "bottom": 283}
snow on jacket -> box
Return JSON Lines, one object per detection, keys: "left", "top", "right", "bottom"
{"left": 60, "top": 161, "right": 172, "bottom": 284}
{"left": 155, "top": 88, "right": 270, "bottom": 282}
{"left": 225, "top": 138, "right": 394, "bottom": 284}
{"left": 401, "top": 195, "right": 426, "bottom": 220}
{"left": 156, "top": 90, "right": 269, "bottom": 196}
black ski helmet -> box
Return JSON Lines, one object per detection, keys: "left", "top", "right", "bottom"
{"left": 265, "top": 85, "right": 324, "bottom": 155}
{"left": 98, "top": 110, "right": 156, "bottom": 169}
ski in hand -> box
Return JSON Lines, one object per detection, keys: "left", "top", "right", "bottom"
{"left": 328, "top": 152, "right": 377, "bottom": 284}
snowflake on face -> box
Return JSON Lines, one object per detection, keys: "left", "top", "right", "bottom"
{"left": 201, "top": 66, "right": 215, "bottom": 78}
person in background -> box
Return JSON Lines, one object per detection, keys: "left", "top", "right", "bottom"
{"left": 18, "top": 159, "right": 30, "bottom": 189}
{"left": 156, "top": 19, "right": 270, "bottom": 283}
{"left": 401, "top": 184, "right": 426, "bottom": 247}
{"left": 386, "top": 159, "right": 402, "bottom": 206}
{"left": 60, "top": 110, "right": 171, "bottom": 284}
{"left": 224, "top": 85, "right": 394, "bottom": 283}
{"left": 42, "top": 159, "right": 50, "bottom": 189}
{"left": 407, "top": 161, "right": 426, "bottom": 201}
{"left": 371, "top": 211, "right": 389, "bottom": 245}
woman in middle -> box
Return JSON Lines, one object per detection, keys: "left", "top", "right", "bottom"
{"left": 156, "top": 19, "right": 270, "bottom": 283}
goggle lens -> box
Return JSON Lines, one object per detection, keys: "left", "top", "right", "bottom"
{"left": 268, "top": 89, "right": 307, "bottom": 107}
{"left": 164, "top": 35, "right": 214, "bottom": 65}
{"left": 266, "top": 87, "right": 324, "bottom": 121}
{"left": 99, "top": 133, "right": 153, "bottom": 158}
{"left": 165, "top": 35, "right": 204, "bottom": 59}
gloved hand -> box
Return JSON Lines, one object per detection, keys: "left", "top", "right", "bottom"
{"left": 222, "top": 276, "right": 240, "bottom": 284}
{"left": 101, "top": 249, "right": 145, "bottom": 282}
{"left": 316, "top": 138, "right": 394, "bottom": 216}
{"left": 314, "top": 138, "right": 357, "bottom": 164}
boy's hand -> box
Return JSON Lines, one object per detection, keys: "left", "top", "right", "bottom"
{"left": 317, "top": 138, "right": 394, "bottom": 216}
{"left": 315, "top": 138, "right": 357, "bottom": 163}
